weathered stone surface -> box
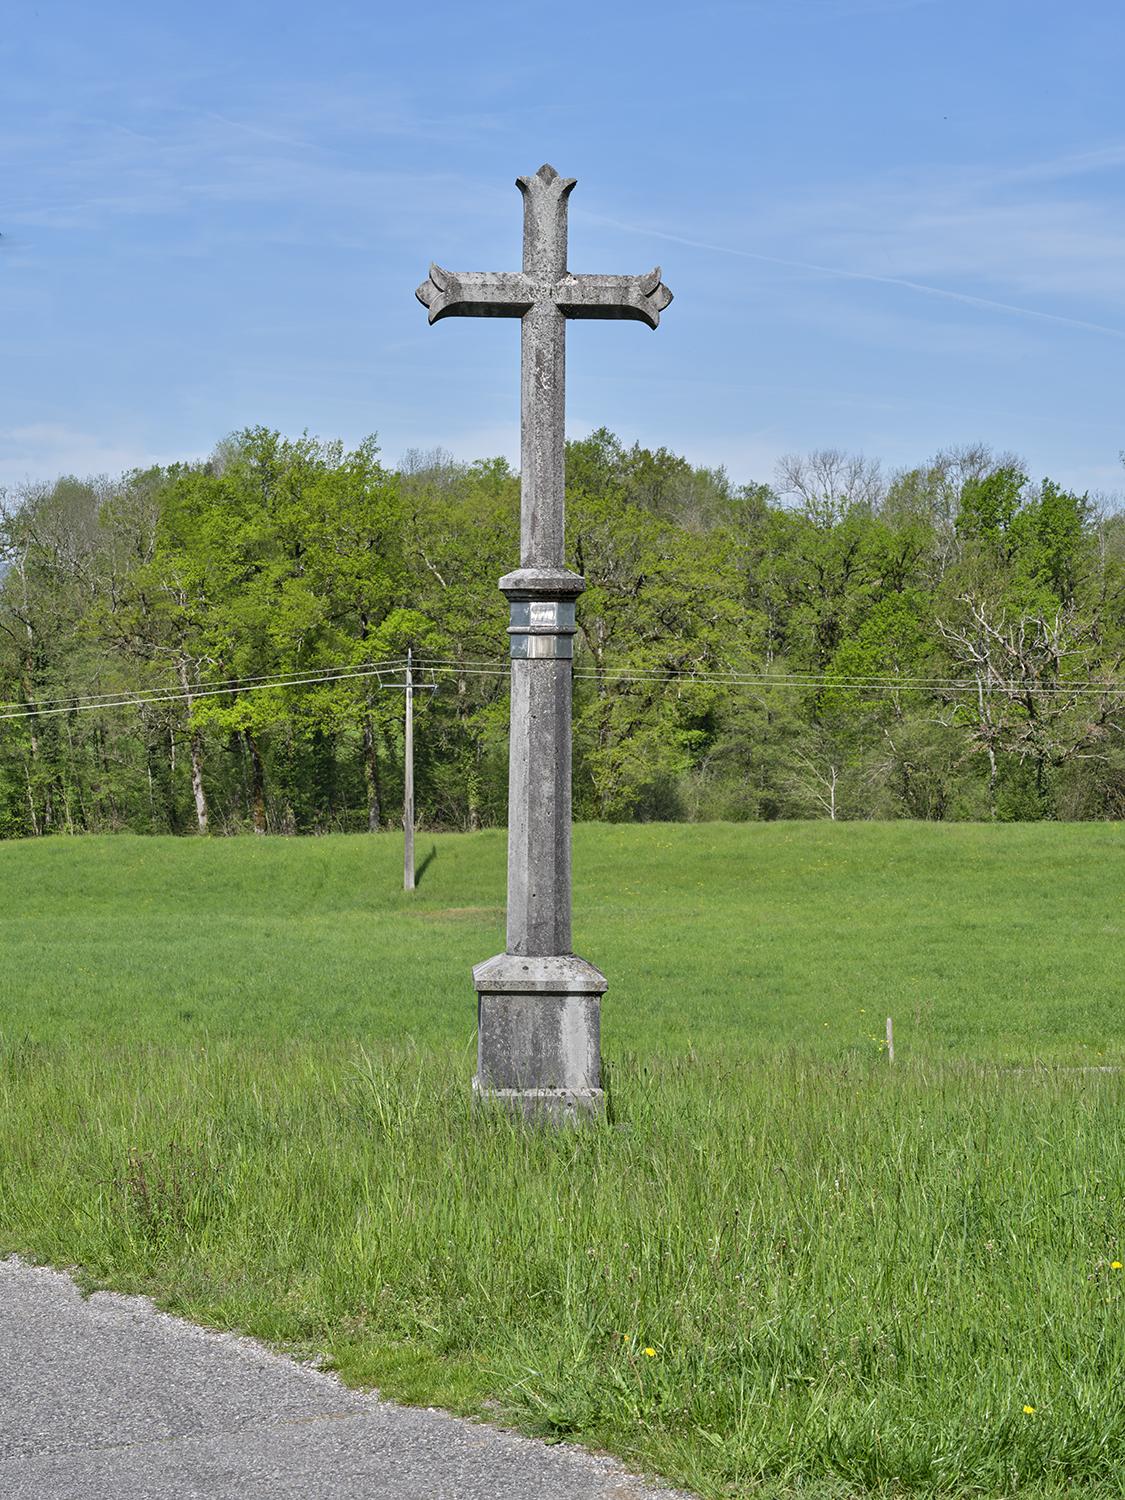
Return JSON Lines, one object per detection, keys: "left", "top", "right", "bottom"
{"left": 476, "top": 992, "right": 601, "bottom": 1091}
{"left": 472, "top": 953, "right": 609, "bottom": 993}
{"left": 474, "top": 955, "right": 607, "bottom": 1122}
{"left": 471, "top": 1083, "right": 606, "bottom": 1125}
{"left": 415, "top": 165, "right": 673, "bottom": 569}
{"left": 500, "top": 569, "right": 582, "bottom": 956}
{"left": 418, "top": 166, "right": 671, "bottom": 1118}
{"left": 498, "top": 567, "right": 586, "bottom": 597}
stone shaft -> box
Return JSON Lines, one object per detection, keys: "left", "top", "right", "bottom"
{"left": 506, "top": 654, "right": 572, "bottom": 955}
{"left": 520, "top": 303, "right": 566, "bottom": 568}
{"left": 500, "top": 568, "right": 583, "bottom": 958}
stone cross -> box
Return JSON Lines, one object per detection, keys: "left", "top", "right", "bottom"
{"left": 417, "top": 164, "right": 672, "bottom": 1121}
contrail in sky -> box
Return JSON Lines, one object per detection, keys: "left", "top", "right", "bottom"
{"left": 580, "top": 212, "right": 1125, "bottom": 342}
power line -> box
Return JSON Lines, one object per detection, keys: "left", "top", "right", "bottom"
{"left": 16, "top": 652, "right": 1094, "bottom": 705}
{"left": 417, "top": 659, "right": 1125, "bottom": 698}
{"left": 0, "top": 658, "right": 411, "bottom": 713}
{"left": 0, "top": 654, "right": 1121, "bottom": 725}
{"left": 416, "top": 655, "right": 1125, "bottom": 692}
{"left": 0, "top": 662, "right": 414, "bottom": 722}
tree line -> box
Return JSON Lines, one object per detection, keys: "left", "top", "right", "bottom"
{"left": 1, "top": 426, "right": 1122, "bottom": 837}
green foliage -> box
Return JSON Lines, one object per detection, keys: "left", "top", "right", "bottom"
{"left": 1008, "top": 478, "right": 1092, "bottom": 609}
{"left": 0, "top": 431, "right": 1121, "bottom": 834}
{"left": 956, "top": 465, "right": 1029, "bottom": 554}
{"left": 570, "top": 477, "right": 738, "bottom": 819}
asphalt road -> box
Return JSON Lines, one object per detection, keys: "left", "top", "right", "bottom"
{"left": 0, "top": 1258, "right": 690, "bottom": 1499}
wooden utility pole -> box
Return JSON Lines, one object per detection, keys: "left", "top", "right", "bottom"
{"left": 403, "top": 647, "right": 415, "bottom": 892}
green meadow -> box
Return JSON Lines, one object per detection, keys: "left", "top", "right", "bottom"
{"left": 1, "top": 823, "right": 1123, "bottom": 1497}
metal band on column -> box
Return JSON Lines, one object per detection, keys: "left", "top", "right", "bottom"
{"left": 508, "top": 599, "right": 576, "bottom": 659}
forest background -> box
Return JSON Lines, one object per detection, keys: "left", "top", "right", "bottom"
{"left": 2, "top": 425, "right": 1123, "bottom": 838}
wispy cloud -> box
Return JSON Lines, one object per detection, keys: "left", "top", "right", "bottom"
{"left": 997, "top": 143, "right": 1125, "bottom": 187}
{"left": 0, "top": 91, "right": 508, "bottom": 250}
{"left": 583, "top": 210, "right": 1125, "bottom": 342}
{"left": 761, "top": 146, "right": 1125, "bottom": 304}
{"left": 579, "top": 139, "right": 1125, "bottom": 343}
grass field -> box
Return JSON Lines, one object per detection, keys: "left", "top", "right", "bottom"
{"left": 1, "top": 823, "right": 1123, "bottom": 1497}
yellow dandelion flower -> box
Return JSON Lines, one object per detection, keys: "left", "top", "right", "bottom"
{"left": 1023, "top": 1405, "right": 1036, "bottom": 1415}
{"left": 1112, "top": 1261, "right": 1123, "bottom": 1270}
{"left": 644, "top": 1347, "right": 657, "bottom": 1357}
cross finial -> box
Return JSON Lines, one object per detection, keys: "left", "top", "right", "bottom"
{"left": 516, "top": 165, "right": 577, "bottom": 277}
{"left": 415, "top": 167, "right": 673, "bottom": 553}
{"left": 415, "top": 168, "right": 671, "bottom": 328}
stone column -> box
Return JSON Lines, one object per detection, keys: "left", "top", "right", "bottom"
{"left": 418, "top": 165, "right": 669, "bottom": 1123}
{"left": 470, "top": 169, "right": 607, "bottom": 1123}
{"left": 472, "top": 566, "right": 607, "bottom": 1122}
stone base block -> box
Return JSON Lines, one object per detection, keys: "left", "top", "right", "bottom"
{"left": 471, "top": 1079, "right": 605, "bottom": 1124}
{"left": 472, "top": 953, "right": 607, "bottom": 1122}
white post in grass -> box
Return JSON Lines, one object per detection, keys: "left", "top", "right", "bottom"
{"left": 886, "top": 1015, "right": 895, "bottom": 1065}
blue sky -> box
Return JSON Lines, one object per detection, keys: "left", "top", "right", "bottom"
{"left": 3, "top": 0, "right": 1124, "bottom": 498}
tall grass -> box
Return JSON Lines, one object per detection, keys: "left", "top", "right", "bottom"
{"left": 1, "top": 825, "right": 1123, "bottom": 1495}
{"left": 2, "top": 1043, "right": 1121, "bottom": 1496}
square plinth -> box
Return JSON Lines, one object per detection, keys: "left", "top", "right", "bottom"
{"left": 472, "top": 953, "right": 607, "bottom": 1121}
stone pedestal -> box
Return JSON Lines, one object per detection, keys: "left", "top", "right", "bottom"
{"left": 473, "top": 954, "right": 607, "bottom": 1122}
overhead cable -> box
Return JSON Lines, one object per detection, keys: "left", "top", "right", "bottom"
{"left": 1, "top": 654, "right": 1122, "bottom": 723}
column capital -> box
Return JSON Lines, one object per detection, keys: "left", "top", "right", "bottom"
{"left": 499, "top": 566, "right": 585, "bottom": 600}
{"left": 473, "top": 952, "right": 607, "bottom": 994}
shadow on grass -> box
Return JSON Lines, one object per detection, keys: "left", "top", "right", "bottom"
{"left": 414, "top": 844, "right": 438, "bottom": 888}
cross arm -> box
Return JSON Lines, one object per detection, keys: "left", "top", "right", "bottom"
{"left": 415, "top": 264, "right": 533, "bottom": 323}
{"left": 554, "top": 267, "right": 673, "bottom": 329}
